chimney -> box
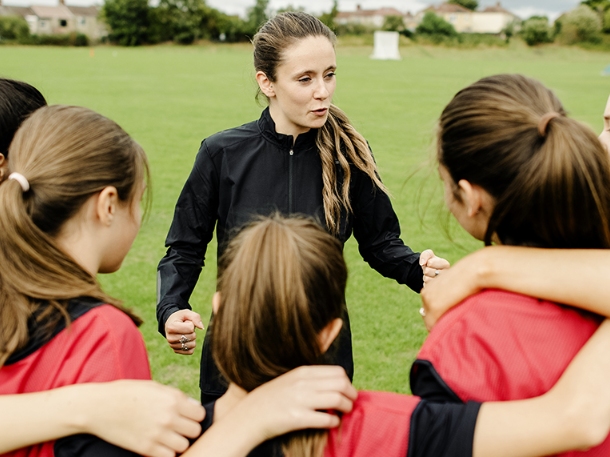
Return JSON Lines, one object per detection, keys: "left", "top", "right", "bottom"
{"left": 496, "top": 1, "right": 500, "bottom": 6}
{"left": 59, "top": 0, "right": 65, "bottom": 5}
{"left": 356, "top": 4, "right": 361, "bottom": 11}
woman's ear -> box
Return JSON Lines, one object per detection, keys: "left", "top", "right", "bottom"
{"left": 318, "top": 318, "right": 343, "bottom": 354}
{"left": 96, "top": 186, "right": 119, "bottom": 226}
{"left": 256, "top": 71, "right": 275, "bottom": 98}
{"left": 212, "top": 291, "right": 221, "bottom": 315}
{"left": 457, "top": 179, "right": 483, "bottom": 218}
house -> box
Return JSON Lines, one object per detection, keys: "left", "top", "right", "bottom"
{"left": 472, "top": 2, "right": 520, "bottom": 34}
{"left": 336, "top": 5, "right": 411, "bottom": 29}
{"left": 0, "top": 0, "right": 106, "bottom": 40}
{"left": 67, "top": 5, "right": 105, "bottom": 39}
{"left": 416, "top": 2, "right": 520, "bottom": 34}
{"left": 417, "top": 3, "right": 474, "bottom": 33}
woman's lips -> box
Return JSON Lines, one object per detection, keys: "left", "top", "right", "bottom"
{"left": 311, "top": 108, "right": 328, "bottom": 116}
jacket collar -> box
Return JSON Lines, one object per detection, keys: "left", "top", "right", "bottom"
{"left": 258, "top": 107, "right": 318, "bottom": 152}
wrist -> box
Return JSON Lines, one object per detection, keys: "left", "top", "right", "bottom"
{"left": 55, "top": 384, "right": 94, "bottom": 435}
{"left": 470, "top": 247, "right": 497, "bottom": 290}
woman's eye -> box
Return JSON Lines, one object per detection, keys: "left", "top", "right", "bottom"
{"left": 298, "top": 77, "right": 311, "bottom": 83}
{"left": 325, "top": 72, "right": 336, "bottom": 79}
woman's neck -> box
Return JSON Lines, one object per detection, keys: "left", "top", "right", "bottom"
{"left": 214, "top": 383, "right": 248, "bottom": 421}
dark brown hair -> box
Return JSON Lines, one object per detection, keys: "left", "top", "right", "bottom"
{"left": 438, "top": 74, "right": 610, "bottom": 248}
{"left": 212, "top": 215, "right": 347, "bottom": 457}
{"left": 0, "top": 78, "right": 47, "bottom": 158}
{"left": 0, "top": 105, "right": 149, "bottom": 366}
{"left": 253, "top": 12, "right": 388, "bottom": 235}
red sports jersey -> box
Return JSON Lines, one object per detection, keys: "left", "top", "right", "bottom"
{"left": 1, "top": 302, "right": 150, "bottom": 457}
{"left": 415, "top": 289, "right": 608, "bottom": 456}
{"left": 325, "top": 391, "right": 419, "bottom": 457}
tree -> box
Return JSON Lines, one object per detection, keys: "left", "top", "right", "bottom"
{"left": 319, "top": 0, "right": 338, "bottom": 30}
{"left": 383, "top": 15, "right": 405, "bottom": 32}
{"left": 277, "top": 5, "right": 305, "bottom": 13}
{"left": 520, "top": 17, "right": 553, "bottom": 45}
{"left": 149, "top": 0, "right": 215, "bottom": 44}
{"left": 559, "top": 5, "right": 602, "bottom": 43}
{"left": 416, "top": 12, "right": 457, "bottom": 37}
{"left": 102, "top": 0, "right": 151, "bottom": 46}
{"left": 244, "top": 0, "right": 269, "bottom": 36}
{"left": 581, "top": 0, "right": 610, "bottom": 11}
{"left": 448, "top": 0, "right": 478, "bottom": 11}
{"left": 581, "top": 0, "right": 610, "bottom": 32}
{"left": 0, "top": 16, "right": 30, "bottom": 41}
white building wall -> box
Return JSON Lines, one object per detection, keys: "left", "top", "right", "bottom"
{"left": 471, "top": 12, "right": 511, "bottom": 33}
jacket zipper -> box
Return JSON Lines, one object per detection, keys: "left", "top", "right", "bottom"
{"left": 288, "top": 149, "right": 294, "bottom": 213}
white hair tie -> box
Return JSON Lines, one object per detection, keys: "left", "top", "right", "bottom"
{"left": 8, "top": 173, "right": 30, "bottom": 192}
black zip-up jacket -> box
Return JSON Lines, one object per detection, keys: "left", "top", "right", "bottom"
{"left": 157, "top": 108, "right": 423, "bottom": 396}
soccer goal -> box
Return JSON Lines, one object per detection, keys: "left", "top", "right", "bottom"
{"left": 370, "top": 31, "right": 401, "bottom": 60}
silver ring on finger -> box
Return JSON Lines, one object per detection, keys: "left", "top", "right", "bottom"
{"left": 419, "top": 307, "right": 426, "bottom": 317}
{"left": 434, "top": 269, "right": 440, "bottom": 277}
{"left": 180, "top": 335, "right": 188, "bottom": 344}
{"left": 181, "top": 342, "right": 188, "bottom": 351}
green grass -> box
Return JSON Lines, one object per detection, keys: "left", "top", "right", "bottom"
{"left": 2, "top": 42, "right": 609, "bottom": 397}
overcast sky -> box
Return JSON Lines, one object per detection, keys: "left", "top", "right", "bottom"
{"left": 7, "top": 0, "right": 583, "bottom": 21}
{"left": 205, "top": 0, "right": 582, "bottom": 21}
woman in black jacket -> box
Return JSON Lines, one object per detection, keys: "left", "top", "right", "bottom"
{"left": 156, "top": 11, "right": 449, "bottom": 403}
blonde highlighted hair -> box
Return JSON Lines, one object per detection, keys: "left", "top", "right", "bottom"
{"left": 212, "top": 215, "right": 347, "bottom": 457}
{"left": 253, "top": 12, "right": 387, "bottom": 235}
{"left": 0, "top": 105, "right": 149, "bottom": 366}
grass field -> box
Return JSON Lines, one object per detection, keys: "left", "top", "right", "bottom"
{"left": 2, "top": 41, "right": 609, "bottom": 398}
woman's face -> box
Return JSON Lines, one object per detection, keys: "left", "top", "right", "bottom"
{"left": 439, "top": 165, "right": 491, "bottom": 242}
{"left": 267, "top": 35, "right": 337, "bottom": 138}
{"left": 99, "top": 184, "right": 144, "bottom": 273}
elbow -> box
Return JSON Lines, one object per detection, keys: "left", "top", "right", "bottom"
{"left": 564, "top": 403, "right": 610, "bottom": 450}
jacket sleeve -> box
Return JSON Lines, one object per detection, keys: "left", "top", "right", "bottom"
{"left": 351, "top": 167, "right": 423, "bottom": 293}
{"left": 156, "top": 140, "right": 219, "bottom": 335}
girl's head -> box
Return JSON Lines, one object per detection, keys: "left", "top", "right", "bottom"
{"left": 212, "top": 215, "right": 346, "bottom": 392}
{"left": 438, "top": 74, "right": 610, "bottom": 249}
{"left": 253, "top": 12, "right": 337, "bottom": 137}
{"left": 0, "top": 105, "right": 148, "bottom": 365}
{"left": 0, "top": 78, "right": 47, "bottom": 180}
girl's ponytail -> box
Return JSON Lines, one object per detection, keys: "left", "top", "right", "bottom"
{"left": 438, "top": 74, "right": 610, "bottom": 249}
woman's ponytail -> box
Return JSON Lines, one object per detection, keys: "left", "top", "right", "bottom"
{"left": 317, "top": 104, "right": 388, "bottom": 235}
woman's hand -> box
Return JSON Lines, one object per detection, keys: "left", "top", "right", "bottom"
{"left": 164, "top": 309, "right": 204, "bottom": 355}
{"left": 81, "top": 381, "right": 205, "bottom": 457}
{"left": 242, "top": 365, "right": 358, "bottom": 440}
{"left": 420, "top": 249, "right": 490, "bottom": 330}
{"left": 183, "top": 366, "right": 357, "bottom": 457}
{"left": 419, "top": 249, "right": 450, "bottom": 287}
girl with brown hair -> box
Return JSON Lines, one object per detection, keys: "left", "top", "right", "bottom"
{"left": 420, "top": 96, "right": 610, "bottom": 331}
{"left": 197, "top": 214, "right": 610, "bottom": 457}
{"left": 157, "top": 11, "right": 448, "bottom": 404}
{"left": 0, "top": 104, "right": 356, "bottom": 457}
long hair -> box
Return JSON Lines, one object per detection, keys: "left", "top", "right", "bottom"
{"left": 0, "top": 105, "right": 149, "bottom": 366}
{"left": 252, "top": 12, "right": 388, "bottom": 235}
{"left": 438, "top": 74, "right": 610, "bottom": 249}
{"left": 212, "top": 215, "right": 347, "bottom": 457}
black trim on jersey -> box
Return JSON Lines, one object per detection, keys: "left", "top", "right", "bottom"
{"left": 5, "top": 297, "right": 104, "bottom": 365}
{"left": 410, "top": 359, "right": 462, "bottom": 403}
{"left": 55, "top": 434, "right": 139, "bottom": 457}
{"left": 407, "top": 400, "right": 481, "bottom": 457}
